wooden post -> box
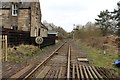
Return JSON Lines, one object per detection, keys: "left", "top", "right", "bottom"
{"left": 1, "top": 35, "right": 7, "bottom": 62}
{"left": 5, "top": 35, "right": 7, "bottom": 61}
{"left": 0, "top": 35, "right": 2, "bottom": 62}
{"left": 2, "top": 35, "right": 4, "bottom": 62}
{"left": 2, "top": 35, "right": 5, "bottom": 62}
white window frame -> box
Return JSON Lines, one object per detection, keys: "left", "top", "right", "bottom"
{"left": 12, "top": 4, "right": 18, "bottom": 16}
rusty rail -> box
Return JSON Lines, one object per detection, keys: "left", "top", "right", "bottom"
{"left": 67, "top": 45, "right": 71, "bottom": 79}
{"left": 23, "top": 42, "right": 66, "bottom": 80}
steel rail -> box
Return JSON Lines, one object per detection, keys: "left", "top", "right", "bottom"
{"left": 23, "top": 42, "right": 66, "bottom": 80}
{"left": 67, "top": 45, "right": 71, "bottom": 79}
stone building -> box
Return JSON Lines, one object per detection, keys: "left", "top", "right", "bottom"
{"left": 40, "top": 23, "right": 48, "bottom": 37}
{"left": 47, "top": 24, "right": 54, "bottom": 31}
{"left": 0, "top": 0, "right": 43, "bottom": 37}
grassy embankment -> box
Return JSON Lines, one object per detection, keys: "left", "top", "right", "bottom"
{"left": 74, "top": 40, "right": 119, "bottom": 74}
{"left": 7, "top": 40, "right": 62, "bottom": 63}
{"left": 7, "top": 44, "right": 49, "bottom": 63}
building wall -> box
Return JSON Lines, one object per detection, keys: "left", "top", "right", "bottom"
{"left": 30, "top": 2, "right": 41, "bottom": 37}
{"left": 0, "top": 9, "right": 31, "bottom": 31}
{"left": 18, "top": 9, "right": 30, "bottom": 31}
{"left": 40, "top": 28, "right": 48, "bottom": 37}
{"left": 47, "top": 25, "right": 53, "bottom": 30}
{"left": 1, "top": 1, "right": 42, "bottom": 37}
{"left": 0, "top": 9, "right": 11, "bottom": 28}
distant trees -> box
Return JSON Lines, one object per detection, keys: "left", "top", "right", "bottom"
{"left": 54, "top": 27, "right": 68, "bottom": 40}
{"left": 72, "top": 22, "right": 102, "bottom": 48}
{"left": 112, "top": 1, "right": 120, "bottom": 36}
{"left": 95, "top": 10, "right": 113, "bottom": 36}
{"left": 70, "top": 1, "right": 120, "bottom": 50}
{"left": 43, "top": 20, "right": 68, "bottom": 40}
{"left": 95, "top": 1, "right": 120, "bottom": 36}
{"left": 113, "top": 1, "right": 120, "bottom": 26}
{"left": 117, "top": 1, "right": 120, "bottom": 36}
{"left": 73, "top": 22, "right": 102, "bottom": 40}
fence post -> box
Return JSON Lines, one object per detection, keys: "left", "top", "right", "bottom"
{"left": 0, "top": 35, "right": 2, "bottom": 62}
{"left": 2, "top": 35, "right": 7, "bottom": 62}
{"left": 5, "top": 35, "right": 7, "bottom": 61}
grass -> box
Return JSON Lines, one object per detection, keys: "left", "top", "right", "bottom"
{"left": 87, "top": 46, "right": 117, "bottom": 68}
{"left": 74, "top": 40, "right": 120, "bottom": 75}
{"left": 86, "top": 46, "right": 120, "bottom": 75}
{"left": 7, "top": 43, "right": 57, "bottom": 63}
{"left": 7, "top": 44, "right": 42, "bottom": 63}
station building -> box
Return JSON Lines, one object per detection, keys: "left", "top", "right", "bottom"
{"left": 0, "top": 0, "right": 47, "bottom": 37}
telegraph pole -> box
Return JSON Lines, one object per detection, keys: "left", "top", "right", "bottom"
{"left": 73, "top": 32, "right": 74, "bottom": 40}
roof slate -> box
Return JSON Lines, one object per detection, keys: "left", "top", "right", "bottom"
{"left": 1, "top": 2, "right": 31, "bottom": 9}
{"left": 48, "top": 30, "right": 58, "bottom": 35}
{"left": 1, "top": 2, "right": 10, "bottom": 8}
{"left": 41, "top": 23, "right": 48, "bottom": 30}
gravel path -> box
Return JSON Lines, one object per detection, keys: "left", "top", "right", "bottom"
{"left": 70, "top": 40, "right": 93, "bottom": 61}
{"left": 69, "top": 40, "right": 90, "bottom": 65}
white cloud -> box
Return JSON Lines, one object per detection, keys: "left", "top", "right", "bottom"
{"left": 40, "top": 0, "right": 119, "bottom": 32}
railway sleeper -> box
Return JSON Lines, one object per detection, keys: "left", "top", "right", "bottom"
{"left": 70, "top": 64, "right": 119, "bottom": 80}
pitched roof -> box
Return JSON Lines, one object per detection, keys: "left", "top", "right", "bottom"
{"left": 41, "top": 23, "right": 48, "bottom": 30}
{"left": 1, "top": 2, "right": 10, "bottom": 8}
{"left": 48, "top": 30, "right": 58, "bottom": 35}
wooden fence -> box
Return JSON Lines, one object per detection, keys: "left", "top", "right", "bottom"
{"left": 1, "top": 28, "right": 56, "bottom": 62}
{"left": 7, "top": 31, "right": 30, "bottom": 47}
{"left": 1, "top": 35, "right": 7, "bottom": 62}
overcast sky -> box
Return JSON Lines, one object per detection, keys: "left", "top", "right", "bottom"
{"left": 40, "top": 0, "right": 119, "bottom": 32}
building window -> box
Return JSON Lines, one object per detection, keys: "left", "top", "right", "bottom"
{"left": 11, "top": 26, "right": 18, "bottom": 30}
{"left": 34, "top": 28, "right": 37, "bottom": 37}
{"left": 38, "top": 28, "right": 40, "bottom": 36}
{"left": 12, "top": 4, "right": 18, "bottom": 16}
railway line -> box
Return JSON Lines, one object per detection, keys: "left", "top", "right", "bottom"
{"left": 8, "top": 42, "right": 119, "bottom": 80}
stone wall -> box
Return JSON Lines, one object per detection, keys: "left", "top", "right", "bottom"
{"left": 0, "top": 9, "right": 31, "bottom": 31}
{"left": 18, "top": 9, "right": 30, "bottom": 31}
{"left": 0, "top": 9, "right": 11, "bottom": 28}
{"left": 1, "top": 1, "right": 42, "bottom": 37}
{"left": 40, "top": 28, "right": 48, "bottom": 37}
{"left": 30, "top": 2, "right": 41, "bottom": 37}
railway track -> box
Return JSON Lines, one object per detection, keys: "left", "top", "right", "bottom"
{"left": 26, "top": 42, "right": 69, "bottom": 79}
{"left": 70, "top": 64, "right": 119, "bottom": 80}
{"left": 69, "top": 43, "right": 119, "bottom": 79}
{"left": 8, "top": 42, "right": 119, "bottom": 80}
{"left": 9, "top": 42, "right": 69, "bottom": 79}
